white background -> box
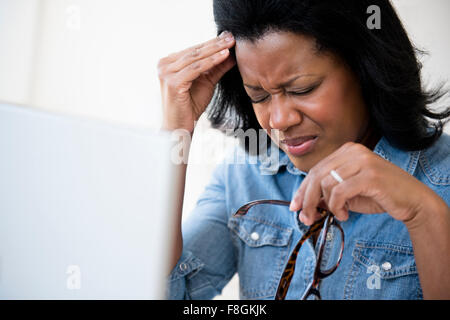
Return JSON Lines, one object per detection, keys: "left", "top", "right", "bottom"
{"left": 0, "top": 0, "right": 448, "bottom": 299}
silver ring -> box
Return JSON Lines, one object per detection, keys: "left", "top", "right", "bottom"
{"left": 330, "top": 169, "right": 344, "bottom": 183}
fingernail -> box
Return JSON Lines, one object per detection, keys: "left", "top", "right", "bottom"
{"left": 299, "top": 213, "right": 311, "bottom": 226}
{"left": 219, "top": 31, "right": 230, "bottom": 39}
{"left": 302, "top": 214, "right": 310, "bottom": 226}
{"left": 305, "top": 218, "right": 312, "bottom": 226}
{"left": 289, "top": 200, "right": 297, "bottom": 211}
{"left": 225, "top": 34, "right": 234, "bottom": 42}
{"left": 298, "top": 212, "right": 304, "bottom": 224}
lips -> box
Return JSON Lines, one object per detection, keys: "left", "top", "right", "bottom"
{"left": 281, "top": 135, "right": 317, "bottom": 146}
{"left": 281, "top": 135, "right": 318, "bottom": 156}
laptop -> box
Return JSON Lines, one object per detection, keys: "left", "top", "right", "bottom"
{"left": 0, "top": 102, "right": 181, "bottom": 299}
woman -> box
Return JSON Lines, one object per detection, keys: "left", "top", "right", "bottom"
{"left": 158, "top": 0, "right": 450, "bottom": 299}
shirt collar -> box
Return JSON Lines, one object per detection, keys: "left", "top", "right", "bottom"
{"left": 373, "top": 136, "right": 421, "bottom": 175}
{"left": 259, "top": 136, "right": 421, "bottom": 176}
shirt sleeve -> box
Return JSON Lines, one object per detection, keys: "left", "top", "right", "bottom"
{"left": 166, "top": 161, "right": 237, "bottom": 299}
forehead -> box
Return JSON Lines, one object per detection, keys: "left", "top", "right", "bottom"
{"left": 235, "top": 31, "right": 330, "bottom": 87}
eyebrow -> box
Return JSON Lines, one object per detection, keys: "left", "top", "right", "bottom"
{"left": 243, "top": 74, "right": 316, "bottom": 91}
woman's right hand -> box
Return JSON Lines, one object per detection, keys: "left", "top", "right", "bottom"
{"left": 158, "top": 31, "right": 236, "bottom": 132}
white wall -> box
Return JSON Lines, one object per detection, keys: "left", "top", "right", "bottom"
{"left": 0, "top": 0, "right": 219, "bottom": 129}
{"left": 0, "top": 0, "right": 448, "bottom": 300}
{"left": 393, "top": 0, "right": 450, "bottom": 117}
{"left": 0, "top": 0, "right": 39, "bottom": 104}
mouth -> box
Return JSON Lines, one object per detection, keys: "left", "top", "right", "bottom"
{"left": 281, "top": 135, "right": 318, "bottom": 156}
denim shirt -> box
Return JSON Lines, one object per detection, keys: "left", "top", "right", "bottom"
{"left": 167, "top": 133, "right": 450, "bottom": 300}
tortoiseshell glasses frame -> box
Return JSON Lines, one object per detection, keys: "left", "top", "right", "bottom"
{"left": 234, "top": 199, "right": 345, "bottom": 300}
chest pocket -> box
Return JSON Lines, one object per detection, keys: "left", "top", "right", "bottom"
{"left": 344, "top": 240, "right": 423, "bottom": 299}
{"left": 228, "top": 216, "right": 293, "bottom": 299}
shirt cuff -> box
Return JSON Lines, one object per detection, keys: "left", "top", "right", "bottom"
{"left": 168, "top": 249, "right": 205, "bottom": 282}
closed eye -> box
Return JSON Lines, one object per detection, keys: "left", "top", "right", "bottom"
{"left": 288, "top": 85, "right": 318, "bottom": 96}
{"left": 250, "top": 95, "right": 270, "bottom": 104}
{"left": 249, "top": 84, "right": 319, "bottom": 104}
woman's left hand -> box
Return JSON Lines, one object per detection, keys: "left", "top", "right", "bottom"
{"left": 289, "top": 141, "right": 431, "bottom": 225}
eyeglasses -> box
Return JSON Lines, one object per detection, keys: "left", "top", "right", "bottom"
{"left": 234, "top": 199, "right": 345, "bottom": 300}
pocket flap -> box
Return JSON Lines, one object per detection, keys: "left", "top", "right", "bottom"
{"left": 228, "top": 216, "right": 292, "bottom": 247}
{"left": 352, "top": 240, "right": 417, "bottom": 279}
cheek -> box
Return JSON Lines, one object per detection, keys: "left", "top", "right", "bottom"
{"left": 252, "top": 106, "right": 270, "bottom": 129}
{"left": 313, "top": 77, "right": 367, "bottom": 136}
{"left": 297, "top": 87, "right": 341, "bottom": 130}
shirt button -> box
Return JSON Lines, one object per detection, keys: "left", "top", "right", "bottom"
{"left": 250, "top": 232, "right": 260, "bottom": 241}
{"left": 179, "top": 262, "right": 188, "bottom": 271}
{"left": 326, "top": 232, "right": 334, "bottom": 242}
{"left": 381, "top": 261, "right": 392, "bottom": 271}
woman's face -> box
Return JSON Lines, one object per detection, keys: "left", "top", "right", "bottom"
{"left": 235, "top": 31, "right": 371, "bottom": 172}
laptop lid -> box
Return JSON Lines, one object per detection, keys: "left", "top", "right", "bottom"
{"left": 0, "top": 102, "right": 180, "bottom": 299}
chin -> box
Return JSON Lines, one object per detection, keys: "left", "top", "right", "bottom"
{"left": 280, "top": 147, "right": 315, "bottom": 173}
{"left": 289, "top": 156, "right": 315, "bottom": 173}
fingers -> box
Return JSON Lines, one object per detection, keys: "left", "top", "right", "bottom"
{"left": 326, "top": 176, "right": 357, "bottom": 221}
{"left": 326, "top": 171, "right": 379, "bottom": 221}
{"left": 164, "top": 31, "right": 230, "bottom": 62}
{"left": 176, "top": 48, "right": 233, "bottom": 85}
{"left": 296, "top": 166, "right": 352, "bottom": 226}
{"left": 289, "top": 142, "right": 356, "bottom": 213}
{"left": 157, "top": 31, "right": 236, "bottom": 132}
{"left": 320, "top": 163, "right": 360, "bottom": 210}
{"left": 298, "top": 197, "right": 328, "bottom": 225}
{"left": 158, "top": 31, "right": 236, "bottom": 95}
{"left": 203, "top": 54, "right": 236, "bottom": 85}
{"left": 300, "top": 175, "right": 323, "bottom": 223}
{"left": 290, "top": 143, "right": 369, "bottom": 225}
{"left": 165, "top": 32, "right": 235, "bottom": 73}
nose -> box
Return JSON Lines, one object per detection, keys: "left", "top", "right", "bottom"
{"left": 268, "top": 95, "right": 303, "bottom": 131}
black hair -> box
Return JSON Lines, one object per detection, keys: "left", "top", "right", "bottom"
{"left": 209, "top": 0, "right": 449, "bottom": 152}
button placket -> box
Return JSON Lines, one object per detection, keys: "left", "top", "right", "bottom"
{"left": 302, "top": 255, "right": 316, "bottom": 290}
{"left": 316, "top": 228, "right": 335, "bottom": 270}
